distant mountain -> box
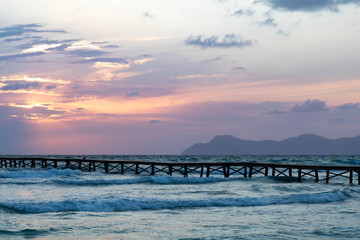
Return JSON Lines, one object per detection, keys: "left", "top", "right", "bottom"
{"left": 181, "top": 134, "right": 360, "bottom": 155}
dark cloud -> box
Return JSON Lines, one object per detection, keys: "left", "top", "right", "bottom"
{"left": 292, "top": 99, "right": 329, "bottom": 113}
{"left": 336, "top": 103, "right": 360, "bottom": 111}
{"left": 148, "top": 120, "right": 160, "bottom": 124}
{"left": 139, "top": 54, "right": 152, "bottom": 58}
{"left": 104, "top": 44, "right": 121, "bottom": 48}
{"left": 260, "top": 0, "right": 360, "bottom": 12}
{"left": 126, "top": 92, "right": 140, "bottom": 97}
{"left": 143, "top": 12, "right": 155, "bottom": 19}
{"left": 185, "top": 34, "right": 254, "bottom": 49}
{"left": 233, "top": 66, "right": 246, "bottom": 70}
{"left": 277, "top": 30, "right": 290, "bottom": 36}
{"left": 260, "top": 17, "right": 277, "bottom": 26}
{"left": 265, "top": 109, "right": 286, "bottom": 115}
{"left": 66, "top": 49, "right": 108, "bottom": 57}
{"left": 3, "top": 37, "right": 24, "bottom": 42}
{"left": 0, "top": 52, "right": 46, "bottom": 61}
{"left": 77, "top": 57, "right": 128, "bottom": 64}
{"left": 1, "top": 82, "right": 41, "bottom": 91}
{"left": 45, "top": 85, "right": 57, "bottom": 90}
{"left": 232, "top": 9, "right": 254, "bottom": 16}
{"left": 0, "top": 24, "right": 66, "bottom": 38}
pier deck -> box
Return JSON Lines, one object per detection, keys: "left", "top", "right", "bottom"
{"left": 1, "top": 157, "right": 360, "bottom": 184}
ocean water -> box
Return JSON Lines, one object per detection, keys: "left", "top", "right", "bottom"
{"left": 0, "top": 155, "right": 360, "bottom": 239}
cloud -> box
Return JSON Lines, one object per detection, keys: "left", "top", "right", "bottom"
{"left": 265, "top": 109, "right": 286, "bottom": 115}
{"left": 77, "top": 57, "right": 129, "bottom": 64}
{"left": 66, "top": 49, "right": 108, "bottom": 57}
{"left": 3, "top": 37, "right": 23, "bottom": 42}
{"left": 232, "top": 9, "right": 255, "bottom": 16}
{"left": 143, "top": 12, "right": 155, "bottom": 19}
{"left": 0, "top": 75, "right": 71, "bottom": 85}
{"left": 292, "top": 99, "right": 329, "bottom": 113}
{"left": 0, "top": 24, "right": 66, "bottom": 38}
{"left": 0, "top": 51, "right": 45, "bottom": 61}
{"left": 185, "top": 34, "right": 254, "bottom": 49}
{"left": 260, "top": 0, "right": 360, "bottom": 12}
{"left": 336, "top": 103, "right": 360, "bottom": 111}
{"left": 233, "top": 66, "right": 246, "bottom": 71}
{"left": 148, "top": 120, "right": 160, "bottom": 124}
{"left": 260, "top": 17, "right": 277, "bottom": 27}
{"left": 171, "top": 74, "right": 226, "bottom": 80}
{"left": 45, "top": 85, "right": 57, "bottom": 90}
{"left": 126, "top": 91, "right": 140, "bottom": 97}
{"left": 104, "top": 44, "right": 121, "bottom": 48}
{"left": 1, "top": 82, "right": 41, "bottom": 91}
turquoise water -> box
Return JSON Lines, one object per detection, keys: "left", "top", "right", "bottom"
{"left": 0, "top": 155, "right": 360, "bottom": 239}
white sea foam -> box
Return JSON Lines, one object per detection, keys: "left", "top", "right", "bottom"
{"left": 0, "top": 189, "right": 354, "bottom": 213}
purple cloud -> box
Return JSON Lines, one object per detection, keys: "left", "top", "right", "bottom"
{"left": 185, "top": 34, "right": 254, "bottom": 49}
{"left": 292, "top": 99, "right": 329, "bottom": 113}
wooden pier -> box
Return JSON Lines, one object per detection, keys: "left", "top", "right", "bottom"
{"left": 1, "top": 157, "right": 360, "bottom": 184}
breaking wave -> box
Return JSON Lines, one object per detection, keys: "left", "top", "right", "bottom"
{"left": 0, "top": 189, "right": 356, "bottom": 214}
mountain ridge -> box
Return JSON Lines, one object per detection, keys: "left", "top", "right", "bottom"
{"left": 181, "top": 134, "right": 360, "bottom": 155}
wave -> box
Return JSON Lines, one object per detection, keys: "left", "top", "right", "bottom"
{"left": 0, "top": 168, "right": 238, "bottom": 185}
{"left": 0, "top": 189, "right": 356, "bottom": 213}
{"left": 0, "top": 169, "right": 82, "bottom": 179}
{"left": 53, "top": 175, "right": 236, "bottom": 186}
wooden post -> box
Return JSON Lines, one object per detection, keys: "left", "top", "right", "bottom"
{"left": 168, "top": 165, "right": 173, "bottom": 176}
{"left": 31, "top": 160, "right": 35, "bottom": 168}
{"left": 135, "top": 164, "right": 139, "bottom": 174}
{"left": 244, "top": 166, "right": 247, "bottom": 178}
{"left": 66, "top": 160, "right": 70, "bottom": 169}
{"left": 0, "top": 159, "right": 3, "bottom": 168}
{"left": 265, "top": 167, "right": 268, "bottom": 176}
{"left": 121, "top": 163, "right": 124, "bottom": 175}
{"left": 105, "top": 162, "right": 109, "bottom": 173}
{"left": 326, "top": 169, "right": 330, "bottom": 184}
{"left": 200, "top": 166, "right": 204, "bottom": 177}
{"left": 249, "top": 166, "right": 253, "bottom": 178}
{"left": 349, "top": 170, "right": 353, "bottom": 184}
{"left": 315, "top": 170, "right": 319, "bottom": 182}
{"left": 289, "top": 168, "right": 292, "bottom": 177}
{"left": 223, "top": 166, "right": 228, "bottom": 178}
{"left": 54, "top": 160, "right": 57, "bottom": 169}
{"left": 184, "top": 165, "right": 188, "bottom": 177}
{"left": 272, "top": 167, "right": 275, "bottom": 176}
{"left": 78, "top": 160, "right": 82, "bottom": 170}
{"left": 206, "top": 166, "right": 210, "bottom": 177}
{"left": 297, "top": 168, "right": 302, "bottom": 182}
{"left": 88, "top": 162, "right": 92, "bottom": 172}
{"left": 151, "top": 164, "right": 155, "bottom": 175}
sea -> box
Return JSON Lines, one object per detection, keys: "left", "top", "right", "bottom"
{"left": 1, "top": 155, "right": 360, "bottom": 240}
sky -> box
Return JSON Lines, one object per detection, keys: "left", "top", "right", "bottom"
{"left": 0, "top": 0, "right": 360, "bottom": 154}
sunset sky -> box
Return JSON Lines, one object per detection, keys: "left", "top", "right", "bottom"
{"left": 0, "top": 0, "right": 360, "bottom": 154}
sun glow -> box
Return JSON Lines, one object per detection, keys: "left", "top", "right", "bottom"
{"left": 22, "top": 44, "right": 62, "bottom": 53}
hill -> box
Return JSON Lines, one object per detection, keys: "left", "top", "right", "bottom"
{"left": 181, "top": 134, "right": 360, "bottom": 155}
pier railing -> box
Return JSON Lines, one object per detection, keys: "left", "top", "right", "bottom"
{"left": 1, "top": 157, "right": 359, "bottom": 184}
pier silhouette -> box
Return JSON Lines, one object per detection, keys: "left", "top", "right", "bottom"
{"left": 1, "top": 157, "right": 359, "bottom": 184}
